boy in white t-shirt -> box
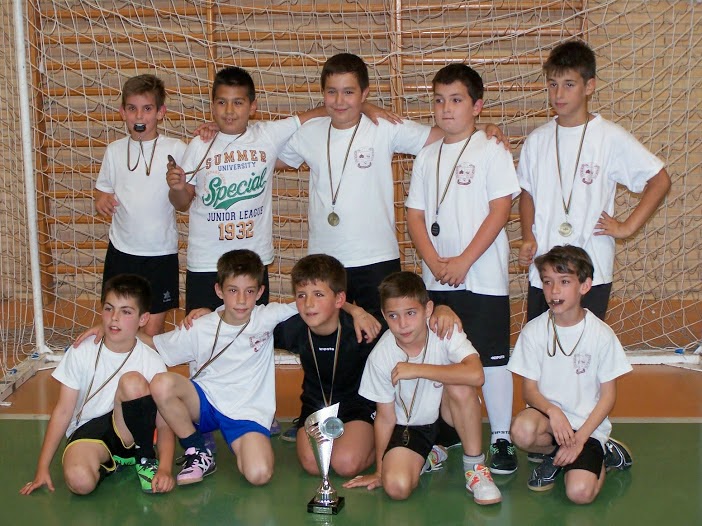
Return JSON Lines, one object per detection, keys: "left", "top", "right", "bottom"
{"left": 142, "top": 249, "right": 300, "bottom": 487}
{"left": 406, "top": 64, "right": 521, "bottom": 475}
{"left": 344, "top": 272, "right": 501, "bottom": 506}
{"left": 518, "top": 40, "right": 671, "bottom": 321}
{"left": 21, "top": 274, "right": 174, "bottom": 496}
{"left": 508, "top": 246, "right": 633, "bottom": 503}
{"left": 96, "top": 75, "right": 187, "bottom": 335}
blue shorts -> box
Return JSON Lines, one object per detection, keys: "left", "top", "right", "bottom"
{"left": 192, "top": 381, "right": 269, "bottom": 447}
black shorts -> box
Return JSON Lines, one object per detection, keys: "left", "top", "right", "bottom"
{"left": 562, "top": 436, "right": 605, "bottom": 477}
{"left": 296, "top": 401, "right": 376, "bottom": 430}
{"left": 345, "top": 259, "right": 401, "bottom": 319}
{"left": 384, "top": 422, "right": 439, "bottom": 461}
{"left": 186, "top": 267, "right": 269, "bottom": 313}
{"left": 527, "top": 283, "right": 612, "bottom": 322}
{"left": 428, "top": 290, "right": 510, "bottom": 367}
{"left": 103, "top": 241, "right": 179, "bottom": 314}
{"left": 65, "top": 412, "right": 135, "bottom": 479}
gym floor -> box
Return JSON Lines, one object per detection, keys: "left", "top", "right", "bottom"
{"left": 1, "top": 365, "right": 700, "bottom": 525}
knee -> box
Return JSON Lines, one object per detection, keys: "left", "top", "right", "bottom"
{"left": 64, "top": 465, "right": 99, "bottom": 496}
{"left": 382, "top": 473, "right": 414, "bottom": 501}
{"left": 243, "top": 462, "right": 274, "bottom": 486}
{"left": 444, "top": 384, "right": 477, "bottom": 405}
{"left": 331, "top": 451, "right": 366, "bottom": 478}
{"left": 149, "top": 372, "right": 173, "bottom": 402}
{"left": 510, "top": 418, "right": 536, "bottom": 449}
{"left": 299, "top": 452, "right": 320, "bottom": 476}
{"left": 117, "top": 371, "right": 149, "bottom": 400}
{"left": 566, "top": 479, "right": 598, "bottom": 505}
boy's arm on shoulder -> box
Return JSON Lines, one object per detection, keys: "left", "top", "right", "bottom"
{"left": 423, "top": 125, "right": 445, "bottom": 147}
{"left": 296, "top": 105, "right": 327, "bottom": 125}
{"left": 342, "top": 302, "right": 382, "bottom": 344}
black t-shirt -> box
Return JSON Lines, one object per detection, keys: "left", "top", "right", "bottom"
{"left": 274, "top": 310, "right": 377, "bottom": 412}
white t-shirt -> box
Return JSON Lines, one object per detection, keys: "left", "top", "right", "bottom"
{"left": 96, "top": 135, "right": 187, "bottom": 256}
{"left": 153, "top": 303, "right": 297, "bottom": 429}
{"left": 183, "top": 117, "right": 300, "bottom": 271}
{"left": 507, "top": 309, "right": 632, "bottom": 446}
{"left": 359, "top": 326, "right": 478, "bottom": 426}
{"left": 406, "top": 131, "right": 521, "bottom": 295}
{"left": 517, "top": 114, "right": 665, "bottom": 287}
{"left": 53, "top": 338, "right": 166, "bottom": 437}
{"left": 278, "top": 116, "right": 431, "bottom": 267}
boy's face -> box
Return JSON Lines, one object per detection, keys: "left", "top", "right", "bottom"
{"left": 119, "top": 92, "right": 165, "bottom": 141}
{"left": 215, "top": 274, "right": 264, "bottom": 325}
{"left": 547, "top": 69, "right": 595, "bottom": 125}
{"left": 211, "top": 85, "right": 257, "bottom": 135}
{"left": 433, "top": 81, "right": 483, "bottom": 142}
{"left": 323, "top": 73, "right": 370, "bottom": 129}
{"left": 295, "top": 280, "right": 346, "bottom": 335}
{"left": 540, "top": 264, "right": 592, "bottom": 320}
{"left": 101, "top": 292, "right": 149, "bottom": 349}
{"left": 382, "top": 297, "right": 434, "bottom": 353}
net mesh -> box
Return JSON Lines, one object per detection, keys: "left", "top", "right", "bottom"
{"left": 1, "top": 0, "right": 700, "bottom": 374}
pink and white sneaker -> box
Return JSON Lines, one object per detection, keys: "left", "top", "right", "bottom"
{"left": 176, "top": 447, "right": 216, "bottom": 486}
{"left": 465, "top": 464, "right": 502, "bottom": 505}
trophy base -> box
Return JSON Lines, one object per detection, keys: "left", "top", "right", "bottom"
{"left": 307, "top": 496, "right": 345, "bottom": 515}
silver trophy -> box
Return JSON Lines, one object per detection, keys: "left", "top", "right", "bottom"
{"left": 305, "top": 403, "right": 345, "bottom": 514}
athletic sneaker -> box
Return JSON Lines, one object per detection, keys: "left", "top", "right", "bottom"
{"left": 527, "top": 452, "right": 549, "bottom": 464}
{"left": 488, "top": 439, "right": 518, "bottom": 475}
{"left": 604, "top": 437, "right": 633, "bottom": 471}
{"left": 422, "top": 445, "right": 448, "bottom": 474}
{"left": 270, "top": 418, "right": 282, "bottom": 436}
{"left": 113, "top": 455, "right": 136, "bottom": 472}
{"left": 135, "top": 457, "right": 159, "bottom": 493}
{"left": 527, "top": 454, "right": 561, "bottom": 491}
{"left": 465, "top": 464, "right": 502, "bottom": 505}
{"left": 176, "top": 447, "right": 216, "bottom": 486}
{"left": 280, "top": 418, "right": 300, "bottom": 442}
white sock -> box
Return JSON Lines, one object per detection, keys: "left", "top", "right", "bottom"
{"left": 483, "top": 365, "right": 513, "bottom": 443}
{"left": 463, "top": 453, "right": 485, "bottom": 472}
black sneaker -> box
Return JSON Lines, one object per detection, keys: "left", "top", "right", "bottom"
{"left": 280, "top": 418, "right": 300, "bottom": 443}
{"left": 488, "top": 439, "right": 518, "bottom": 475}
{"left": 527, "top": 455, "right": 561, "bottom": 491}
{"left": 604, "top": 437, "right": 633, "bottom": 471}
{"left": 527, "top": 452, "right": 550, "bottom": 464}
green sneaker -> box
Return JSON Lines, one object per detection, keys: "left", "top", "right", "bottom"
{"left": 113, "top": 455, "right": 136, "bottom": 472}
{"left": 135, "top": 457, "right": 159, "bottom": 493}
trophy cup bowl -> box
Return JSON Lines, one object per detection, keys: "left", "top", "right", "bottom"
{"left": 304, "top": 403, "right": 345, "bottom": 514}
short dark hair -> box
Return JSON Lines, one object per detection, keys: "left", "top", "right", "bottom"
{"left": 534, "top": 245, "right": 595, "bottom": 284}
{"left": 543, "top": 40, "right": 596, "bottom": 82}
{"left": 291, "top": 254, "right": 347, "bottom": 294}
{"left": 121, "top": 74, "right": 166, "bottom": 109}
{"left": 101, "top": 274, "right": 151, "bottom": 314}
{"left": 321, "top": 53, "right": 370, "bottom": 91}
{"left": 217, "top": 249, "right": 265, "bottom": 288}
{"left": 432, "top": 63, "right": 484, "bottom": 104}
{"left": 379, "top": 271, "right": 430, "bottom": 310}
{"left": 212, "top": 66, "right": 256, "bottom": 102}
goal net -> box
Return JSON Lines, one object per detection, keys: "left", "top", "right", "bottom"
{"left": 1, "top": 0, "right": 700, "bottom": 378}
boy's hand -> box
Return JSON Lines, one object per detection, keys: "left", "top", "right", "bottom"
{"left": 95, "top": 190, "right": 118, "bottom": 218}
{"left": 429, "top": 305, "right": 463, "bottom": 339}
{"left": 166, "top": 158, "right": 187, "bottom": 191}
{"left": 193, "top": 122, "right": 220, "bottom": 142}
{"left": 436, "top": 255, "right": 470, "bottom": 287}
{"left": 594, "top": 211, "right": 631, "bottom": 239}
{"left": 362, "top": 102, "right": 403, "bottom": 125}
{"left": 518, "top": 239, "right": 538, "bottom": 267}
{"left": 73, "top": 324, "right": 104, "bottom": 347}
{"left": 553, "top": 435, "right": 586, "bottom": 467}
{"left": 547, "top": 407, "right": 576, "bottom": 448}
{"left": 349, "top": 307, "right": 382, "bottom": 343}
{"left": 20, "top": 470, "right": 54, "bottom": 495}
{"left": 181, "top": 308, "right": 212, "bottom": 329}
{"left": 151, "top": 469, "right": 175, "bottom": 493}
{"left": 391, "top": 361, "right": 420, "bottom": 386}
{"left": 482, "top": 123, "right": 511, "bottom": 151}
{"left": 344, "top": 471, "right": 382, "bottom": 490}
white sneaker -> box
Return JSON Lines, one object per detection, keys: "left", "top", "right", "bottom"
{"left": 422, "top": 445, "right": 448, "bottom": 474}
{"left": 465, "top": 464, "right": 502, "bottom": 505}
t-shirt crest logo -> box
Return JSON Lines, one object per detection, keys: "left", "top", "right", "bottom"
{"left": 456, "top": 163, "right": 476, "bottom": 185}
{"left": 580, "top": 163, "right": 600, "bottom": 185}
{"left": 249, "top": 331, "right": 271, "bottom": 352}
{"left": 354, "top": 147, "right": 374, "bottom": 168}
{"left": 573, "top": 353, "right": 591, "bottom": 374}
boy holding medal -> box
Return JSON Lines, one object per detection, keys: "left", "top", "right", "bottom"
{"left": 517, "top": 40, "right": 670, "bottom": 321}
{"left": 406, "top": 64, "right": 521, "bottom": 476}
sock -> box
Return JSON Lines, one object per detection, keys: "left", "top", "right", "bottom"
{"left": 482, "top": 365, "right": 513, "bottom": 443}
{"left": 121, "top": 395, "right": 158, "bottom": 459}
{"left": 180, "top": 431, "right": 207, "bottom": 452}
{"left": 463, "top": 453, "right": 485, "bottom": 472}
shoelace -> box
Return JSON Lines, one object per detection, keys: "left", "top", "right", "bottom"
{"left": 176, "top": 450, "right": 207, "bottom": 470}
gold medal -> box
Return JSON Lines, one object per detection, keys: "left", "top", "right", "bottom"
{"left": 328, "top": 212, "right": 340, "bottom": 226}
{"left": 558, "top": 221, "right": 573, "bottom": 237}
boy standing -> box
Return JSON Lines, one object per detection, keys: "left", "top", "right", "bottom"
{"left": 508, "top": 246, "right": 633, "bottom": 503}
{"left": 345, "top": 272, "right": 501, "bottom": 505}
{"left": 144, "top": 249, "right": 299, "bottom": 486}
{"left": 21, "top": 274, "right": 175, "bottom": 495}
{"left": 518, "top": 40, "right": 671, "bottom": 321}
{"left": 96, "top": 75, "right": 186, "bottom": 335}
{"left": 406, "top": 64, "right": 521, "bottom": 475}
